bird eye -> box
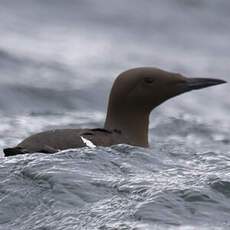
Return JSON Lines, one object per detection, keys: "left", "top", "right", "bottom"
{"left": 144, "top": 77, "right": 155, "bottom": 84}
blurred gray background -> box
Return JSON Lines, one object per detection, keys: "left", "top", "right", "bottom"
{"left": 0, "top": 0, "right": 229, "bottom": 151}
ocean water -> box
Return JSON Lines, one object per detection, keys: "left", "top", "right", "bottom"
{"left": 0, "top": 0, "right": 230, "bottom": 229}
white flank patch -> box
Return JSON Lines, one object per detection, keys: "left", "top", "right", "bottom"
{"left": 80, "top": 136, "right": 96, "bottom": 148}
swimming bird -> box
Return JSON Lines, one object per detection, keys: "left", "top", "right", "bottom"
{"left": 3, "top": 67, "right": 226, "bottom": 156}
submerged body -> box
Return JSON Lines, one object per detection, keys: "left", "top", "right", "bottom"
{"left": 5, "top": 128, "right": 128, "bottom": 155}
{"left": 3, "top": 67, "right": 226, "bottom": 156}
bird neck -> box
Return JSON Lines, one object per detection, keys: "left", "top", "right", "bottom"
{"left": 104, "top": 106, "right": 150, "bottom": 147}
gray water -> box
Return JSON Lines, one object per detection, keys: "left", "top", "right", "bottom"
{"left": 0, "top": 0, "right": 230, "bottom": 229}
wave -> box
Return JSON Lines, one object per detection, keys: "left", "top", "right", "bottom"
{"left": 0, "top": 49, "right": 24, "bottom": 69}
{"left": 0, "top": 144, "right": 230, "bottom": 229}
{"left": 0, "top": 82, "right": 108, "bottom": 114}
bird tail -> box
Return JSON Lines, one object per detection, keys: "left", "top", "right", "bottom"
{"left": 3, "top": 147, "right": 29, "bottom": 157}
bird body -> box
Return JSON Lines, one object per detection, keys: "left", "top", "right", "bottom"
{"left": 3, "top": 67, "right": 226, "bottom": 156}
{"left": 4, "top": 128, "right": 128, "bottom": 156}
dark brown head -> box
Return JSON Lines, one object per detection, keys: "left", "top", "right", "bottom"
{"left": 105, "top": 67, "right": 226, "bottom": 146}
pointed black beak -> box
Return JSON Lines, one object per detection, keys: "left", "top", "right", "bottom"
{"left": 185, "top": 78, "right": 227, "bottom": 91}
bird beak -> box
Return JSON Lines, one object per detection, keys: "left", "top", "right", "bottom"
{"left": 184, "top": 78, "right": 227, "bottom": 91}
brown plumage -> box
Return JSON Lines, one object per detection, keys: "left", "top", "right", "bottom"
{"left": 3, "top": 67, "right": 226, "bottom": 156}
